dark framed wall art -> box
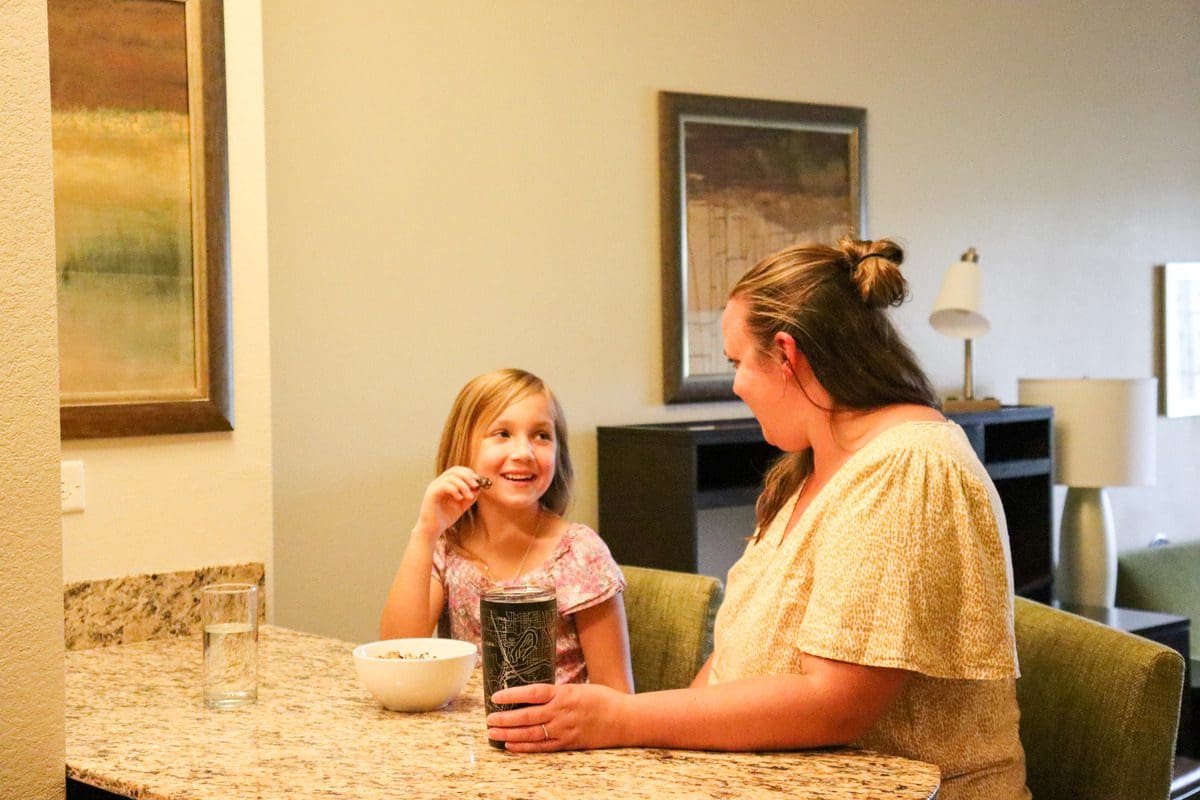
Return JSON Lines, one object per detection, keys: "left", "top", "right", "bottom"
{"left": 49, "top": 0, "right": 231, "bottom": 439}
{"left": 659, "top": 91, "right": 866, "bottom": 403}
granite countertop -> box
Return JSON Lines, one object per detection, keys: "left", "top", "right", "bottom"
{"left": 66, "top": 626, "right": 940, "bottom": 799}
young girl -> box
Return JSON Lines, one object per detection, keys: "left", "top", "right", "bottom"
{"left": 380, "top": 368, "right": 633, "bottom": 692}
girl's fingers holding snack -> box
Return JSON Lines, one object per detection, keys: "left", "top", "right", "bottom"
{"left": 414, "top": 469, "right": 484, "bottom": 536}
{"left": 430, "top": 468, "right": 478, "bottom": 500}
{"left": 440, "top": 475, "right": 472, "bottom": 501}
{"left": 441, "top": 467, "right": 490, "bottom": 496}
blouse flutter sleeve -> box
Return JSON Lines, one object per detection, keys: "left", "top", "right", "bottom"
{"left": 552, "top": 526, "right": 626, "bottom": 617}
{"left": 798, "top": 445, "right": 1018, "bottom": 681}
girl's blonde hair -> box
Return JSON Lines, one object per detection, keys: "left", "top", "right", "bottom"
{"left": 730, "top": 236, "right": 938, "bottom": 533}
{"left": 436, "top": 368, "right": 573, "bottom": 543}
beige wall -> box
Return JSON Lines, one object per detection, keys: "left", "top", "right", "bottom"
{"left": 59, "top": 1, "right": 275, "bottom": 609}
{"left": 263, "top": 0, "right": 1200, "bottom": 643}
{"left": 0, "top": 1, "right": 65, "bottom": 796}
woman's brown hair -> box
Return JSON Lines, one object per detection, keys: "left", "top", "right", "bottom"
{"left": 435, "top": 368, "right": 574, "bottom": 544}
{"left": 729, "top": 236, "right": 938, "bottom": 532}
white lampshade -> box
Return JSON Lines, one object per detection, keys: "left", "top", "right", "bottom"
{"left": 929, "top": 248, "right": 990, "bottom": 339}
{"left": 1017, "top": 378, "right": 1157, "bottom": 488}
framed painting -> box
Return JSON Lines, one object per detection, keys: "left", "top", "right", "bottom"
{"left": 49, "top": 0, "right": 231, "bottom": 439}
{"left": 1156, "top": 262, "right": 1200, "bottom": 417}
{"left": 659, "top": 91, "right": 865, "bottom": 403}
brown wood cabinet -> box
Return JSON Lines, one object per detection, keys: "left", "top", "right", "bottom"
{"left": 597, "top": 405, "right": 1054, "bottom": 601}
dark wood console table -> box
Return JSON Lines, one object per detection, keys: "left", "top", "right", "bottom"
{"left": 598, "top": 405, "right": 1054, "bottom": 602}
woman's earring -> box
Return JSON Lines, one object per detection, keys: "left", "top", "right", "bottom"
{"left": 780, "top": 357, "right": 801, "bottom": 386}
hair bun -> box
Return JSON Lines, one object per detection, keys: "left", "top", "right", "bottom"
{"left": 838, "top": 236, "right": 907, "bottom": 309}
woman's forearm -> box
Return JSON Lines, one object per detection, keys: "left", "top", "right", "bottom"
{"left": 614, "top": 673, "right": 865, "bottom": 751}
{"left": 608, "top": 654, "right": 908, "bottom": 751}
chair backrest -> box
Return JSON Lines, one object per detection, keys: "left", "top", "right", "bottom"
{"left": 1118, "top": 541, "right": 1200, "bottom": 664}
{"left": 621, "top": 565, "right": 723, "bottom": 693}
{"left": 1014, "top": 597, "right": 1184, "bottom": 800}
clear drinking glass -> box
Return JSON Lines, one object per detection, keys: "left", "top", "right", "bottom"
{"left": 201, "top": 583, "right": 258, "bottom": 708}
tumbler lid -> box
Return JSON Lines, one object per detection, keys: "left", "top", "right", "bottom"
{"left": 480, "top": 584, "right": 555, "bottom": 603}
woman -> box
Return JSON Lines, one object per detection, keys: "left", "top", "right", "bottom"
{"left": 486, "top": 237, "right": 1030, "bottom": 800}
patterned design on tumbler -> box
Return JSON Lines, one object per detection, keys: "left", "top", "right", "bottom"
{"left": 481, "top": 585, "right": 556, "bottom": 748}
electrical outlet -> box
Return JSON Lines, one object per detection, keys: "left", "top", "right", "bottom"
{"left": 61, "top": 460, "right": 85, "bottom": 513}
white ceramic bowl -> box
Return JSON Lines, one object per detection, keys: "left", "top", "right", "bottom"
{"left": 352, "top": 637, "right": 477, "bottom": 712}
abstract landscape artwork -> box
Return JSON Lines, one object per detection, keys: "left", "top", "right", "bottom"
{"left": 49, "top": 0, "right": 231, "bottom": 438}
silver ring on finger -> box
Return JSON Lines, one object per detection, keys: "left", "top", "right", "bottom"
{"left": 541, "top": 723, "right": 550, "bottom": 741}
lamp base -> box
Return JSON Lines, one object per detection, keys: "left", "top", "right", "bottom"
{"left": 1056, "top": 486, "right": 1117, "bottom": 607}
{"left": 941, "top": 397, "right": 1002, "bottom": 413}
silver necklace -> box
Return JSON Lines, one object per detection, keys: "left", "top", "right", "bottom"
{"left": 482, "top": 509, "right": 543, "bottom": 583}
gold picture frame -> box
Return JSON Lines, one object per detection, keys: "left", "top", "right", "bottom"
{"left": 659, "top": 91, "right": 865, "bottom": 403}
{"left": 50, "top": 0, "right": 231, "bottom": 439}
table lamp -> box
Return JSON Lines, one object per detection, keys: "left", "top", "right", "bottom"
{"left": 1017, "top": 377, "right": 1158, "bottom": 607}
{"left": 930, "top": 248, "right": 1001, "bottom": 412}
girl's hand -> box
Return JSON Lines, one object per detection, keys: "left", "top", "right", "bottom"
{"left": 412, "top": 467, "right": 486, "bottom": 541}
{"left": 484, "top": 682, "right": 630, "bottom": 752}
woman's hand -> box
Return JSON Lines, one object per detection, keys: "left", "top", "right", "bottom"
{"left": 485, "top": 683, "right": 631, "bottom": 752}
{"left": 412, "top": 466, "right": 486, "bottom": 541}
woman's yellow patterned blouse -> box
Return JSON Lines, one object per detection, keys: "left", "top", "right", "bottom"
{"left": 711, "top": 421, "right": 1030, "bottom": 800}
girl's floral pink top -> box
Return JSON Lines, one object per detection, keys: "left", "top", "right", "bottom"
{"left": 433, "top": 522, "right": 625, "bottom": 684}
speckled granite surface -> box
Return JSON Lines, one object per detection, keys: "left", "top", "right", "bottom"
{"left": 64, "top": 563, "right": 265, "bottom": 650}
{"left": 67, "top": 626, "right": 940, "bottom": 799}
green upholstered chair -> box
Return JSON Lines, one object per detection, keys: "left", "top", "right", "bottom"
{"left": 1118, "top": 542, "right": 1200, "bottom": 677}
{"left": 1117, "top": 541, "right": 1200, "bottom": 792}
{"left": 621, "top": 565, "right": 724, "bottom": 693}
{"left": 1015, "top": 597, "right": 1185, "bottom": 800}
